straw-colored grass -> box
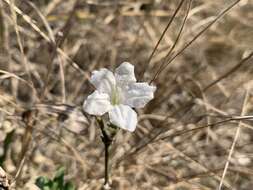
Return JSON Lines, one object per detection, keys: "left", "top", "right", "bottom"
{"left": 0, "top": 0, "right": 253, "bottom": 189}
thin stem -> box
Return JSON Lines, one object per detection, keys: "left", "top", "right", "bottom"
{"left": 97, "top": 118, "right": 112, "bottom": 188}
{"left": 104, "top": 138, "right": 110, "bottom": 186}
{"left": 12, "top": 109, "right": 36, "bottom": 186}
{"left": 150, "top": 0, "right": 192, "bottom": 84}
{"left": 40, "top": 0, "right": 80, "bottom": 100}
{"left": 141, "top": 0, "right": 186, "bottom": 79}
{"left": 150, "top": 0, "right": 240, "bottom": 83}
{"left": 203, "top": 51, "right": 253, "bottom": 92}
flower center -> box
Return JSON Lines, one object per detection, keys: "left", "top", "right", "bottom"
{"left": 111, "top": 86, "right": 121, "bottom": 105}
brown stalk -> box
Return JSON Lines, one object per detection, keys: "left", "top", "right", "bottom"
{"left": 12, "top": 110, "right": 37, "bottom": 185}
{"left": 203, "top": 51, "right": 253, "bottom": 92}
{"left": 149, "top": 0, "right": 192, "bottom": 84}
{"left": 150, "top": 0, "right": 241, "bottom": 83}
{"left": 141, "top": 0, "right": 186, "bottom": 79}
{"left": 41, "top": 0, "right": 80, "bottom": 100}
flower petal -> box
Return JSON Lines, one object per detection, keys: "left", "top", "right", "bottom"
{"left": 115, "top": 62, "right": 136, "bottom": 87}
{"left": 90, "top": 68, "right": 116, "bottom": 95}
{"left": 109, "top": 105, "right": 137, "bottom": 132}
{"left": 124, "top": 82, "right": 156, "bottom": 108}
{"left": 83, "top": 91, "right": 112, "bottom": 116}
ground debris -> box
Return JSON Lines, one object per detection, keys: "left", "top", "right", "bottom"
{"left": 0, "top": 167, "right": 9, "bottom": 190}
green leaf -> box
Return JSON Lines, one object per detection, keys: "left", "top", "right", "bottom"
{"left": 35, "top": 176, "right": 51, "bottom": 189}
{"left": 54, "top": 167, "right": 65, "bottom": 179}
{"left": 64, "top": 182, "right": 76, "bottom": 190}
{"left": 51, "top": 181, "right": 60, "bottom": 190}
{"left": 35, "top": 167, "right": 77, "bottom": 190}
{"left": 53, "top": 167, "right": 65, "bottom": 189}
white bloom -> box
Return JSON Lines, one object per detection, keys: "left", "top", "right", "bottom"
{"left": 83, "top": 62, "right": 156, "bottom": 132}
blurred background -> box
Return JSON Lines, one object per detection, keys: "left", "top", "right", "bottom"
{"left": 0, "top": 0, "right": 253, "bottom": 189}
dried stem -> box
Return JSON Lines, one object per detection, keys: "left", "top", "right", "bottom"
{"left": 150, "top": 0, "right": 240, "bottom": 83}
{"left": 12, "top": 109, "right": 36, "bottom": 186}
{"left": 41, "top": 0, "right": 80, "bottom": 100}
{"left": 141, "top": 0, "right": 186, "bottom": 79}
{"left": 149, "top": 0, "right": 192, "bottom": 84}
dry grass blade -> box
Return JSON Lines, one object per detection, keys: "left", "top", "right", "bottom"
{"left": 3, "top": 0, "right": 49, "bottom": 40}
{"left": 22, "top": 0, "right": 68, "bottom": 102}
{"left": 3, "top": 0, "right": 87, "bottom": 76}
{"left": 24, "top": 0, "right": 55, "bottom": 42}
{"left": 167, "top": 144, "right": 233, "bottom": 189}
{"left": 141, "top": 0, "right": 186, "bottom": 79}
{"left": 0, "top": 0, "right": 252, "bottom": 189}
{"left": 203, "top": 51, "right": 253, "bottom": 92}
{"left": 218, "top": 87, "right": 250, "bottom": 189}
{"left": 0, "top": 70, "right": 35, "bottom": 93}
{"left": 0, "top": 5, "right": 5, "bottom": 48}
{"left": 150, "top": 0, "right": 192, "bottom": 84}
{"left": 151, "top": 0, "right": 241, "bottom": 82}
{"left": 43, "top": 0, "right": 62, "bottom": 16}
{"left": 41, "top": 0, "right": 80, "bottom": 100}
{"left": 123, "top": 107, "right": 253, "bottom": 164}
{"left": 8, "top": 0, "right": 36, "bottom": 95}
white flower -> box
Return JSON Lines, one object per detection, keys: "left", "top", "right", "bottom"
{"left": 83, "top": 62, "right": 156, "bottom": 132}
